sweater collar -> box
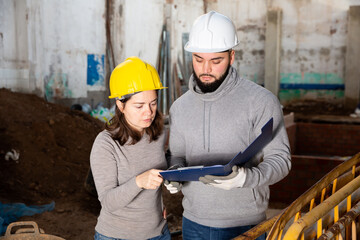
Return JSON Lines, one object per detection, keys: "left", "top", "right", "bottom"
{"left": 189, "top": 66, "right": 239, "bottom": 101}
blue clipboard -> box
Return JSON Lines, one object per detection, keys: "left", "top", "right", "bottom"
{"left": 160, "top": 118, "right": 273, "bottom": 181}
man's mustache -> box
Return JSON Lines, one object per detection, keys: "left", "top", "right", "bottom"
{"left": 199, "top": 74, "right": 216, "bottom": 78}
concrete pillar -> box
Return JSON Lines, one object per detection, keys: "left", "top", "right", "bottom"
{"left": 264, "top": 9, "right": 282, "bottom": 98}
{"left": 345, "top": 6, "right": 360, "bottom": 109}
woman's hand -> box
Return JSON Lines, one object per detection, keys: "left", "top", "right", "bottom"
{"left": 163, "top": 207, "right": 167, "bottom": 219}
{"left": 135, "top": 169, "right": 163, "bottom": 190}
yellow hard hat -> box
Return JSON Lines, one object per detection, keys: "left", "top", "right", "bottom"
{"left": 109, "top": 56, "right": 166, "bottom": 99}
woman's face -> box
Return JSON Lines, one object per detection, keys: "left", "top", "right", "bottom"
{"left": 117, "top": 90, "right": 158, "bottom": 132}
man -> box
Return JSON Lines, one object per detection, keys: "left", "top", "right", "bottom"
{"left": 165, "top": 11, "right": 291, "bottom": 240}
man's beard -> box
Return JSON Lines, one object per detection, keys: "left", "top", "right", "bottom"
{"left": 193, "top": 65, "right": 230, "bottom": 93}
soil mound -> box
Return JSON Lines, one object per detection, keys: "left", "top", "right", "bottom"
{"left": 0, "top": 88, "right": 104, "bottom": 203}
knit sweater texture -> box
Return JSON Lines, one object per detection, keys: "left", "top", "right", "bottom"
{"left": 90, "top": 130, "right": 167, "bottom": 239}
{"left": 169, "top": 66, "right": 291, "bottom": 228}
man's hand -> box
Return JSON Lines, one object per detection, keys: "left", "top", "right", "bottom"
{"left": 199, "top": 166, "right": 246, "bottom": 190}
{"left": 163, "top": 164, "right": 183, "bottom": 194}
{"left": 164, "top": 180, "right": 182, "bottom": 194}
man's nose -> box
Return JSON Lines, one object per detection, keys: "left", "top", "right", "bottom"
{"left": 203, "top": 61, "right": 211, "bottom": 73}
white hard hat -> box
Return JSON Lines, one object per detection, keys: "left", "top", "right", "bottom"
{"left": 184, "top": 11, "right": 239, "bottom": 53}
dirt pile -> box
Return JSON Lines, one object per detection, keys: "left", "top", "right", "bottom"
{"left": 0, "top": 88, "right": 104, "bottom": 202}
{"left": 0, "top": 88, "right": 183, "bottom": 239}
{"left": 282, "top": 99, "right": 353, "bottom": 116}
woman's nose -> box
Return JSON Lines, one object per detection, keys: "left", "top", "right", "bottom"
{"left": 144, "top": 104, "right": 153, "bottom": 114}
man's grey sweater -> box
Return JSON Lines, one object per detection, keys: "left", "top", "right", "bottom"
{"left": 90, "top": 130, "right": 167, "bottom": 239}
{"left": 169, "top": 66, "right": 291, "bottom": 228}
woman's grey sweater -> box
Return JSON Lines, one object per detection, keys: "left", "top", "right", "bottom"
{"left": 90, "top": 130, "right": 167, "bottom": 239}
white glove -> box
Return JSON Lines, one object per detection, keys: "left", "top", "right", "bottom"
{"left": 164, "top": 180, "right": 182, "bottom": 194}
{"left": 199, "top": 166, "right": 247, "bottom": 190}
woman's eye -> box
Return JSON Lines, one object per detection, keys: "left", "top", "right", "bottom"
{"left": 151, "top": 102, "right": 157, "bottom": 106}
{"left": 195, "top": 58, "right": 202, "bottom": 63}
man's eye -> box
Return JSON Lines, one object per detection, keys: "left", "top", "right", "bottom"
{"left": 195, "top": 58, "right": 203, "bottom": 63}
{"left": 135, "top": 105, "right": 142, "bottom": 109}
{"left": 212, "top": 60, "right": 220, "bottom": 64}
{"left": 151, "top": 102, "right": 157, "bottom": 106}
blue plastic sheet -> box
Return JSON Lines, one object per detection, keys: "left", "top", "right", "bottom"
{"left": 0, "top": 201, "right": 55, "bottom": 235}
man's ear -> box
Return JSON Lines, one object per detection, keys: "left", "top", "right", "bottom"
{"left": 116, "top": 100, "right": 124, "bottom": 113}
{"left": 229, "top": 50, "right": 235, "bottom": 65}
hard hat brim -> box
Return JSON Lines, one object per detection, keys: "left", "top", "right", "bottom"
{"left": 108, "top": 86, "right": 167, "bottom": 99}
{"left": 184, "top": 42, "right": 239, "bottom": 53}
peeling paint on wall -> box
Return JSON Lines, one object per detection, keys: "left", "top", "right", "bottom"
{"left": 87, "top": 54, "right": 105, "bottom": 87}
{"left": 2, "top": 0, "right": 359, "bottom": 104}
{"left": 44, "top": 73, "right": 72, "bottom": 101}
{"left": 279, "top": 89, "right": 344, "bottom": 103}
{"left": 281, "top": 72, "right": 343, "bottom": 84}
{"left": 279, "top": 72, "right": 344, "bottom": 103}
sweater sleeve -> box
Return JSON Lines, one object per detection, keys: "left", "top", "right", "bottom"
{"left": 242, "top": 91, "right": 292, "bottom": 188}
{"left": 90, "top": 132, "right": 142, "bottom": 212}
{"left": 168, "top": 103, "right": 187, "bottom": 168}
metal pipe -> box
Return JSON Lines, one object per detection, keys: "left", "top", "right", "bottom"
{"left": 162, "top": 29, "right": 168, "bottom": 115}
{"left": 233, "top": 214, "right": 281, "bottom": 240}
{"left": 157, "top": 25, "right": 165, "bottom": 114}
{"left": 283, "top": 175, "right": 360, "bottom": 239}
{"left": 318, "top": 201, "right": 360, "bottom": 240}
{"left": 267, "top": 153, "right": 360, "bottom": 240}
{"left": 165, "top": 30, "right": 171, "bottom": 112}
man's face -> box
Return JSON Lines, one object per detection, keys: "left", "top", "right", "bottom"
{"left": 192, "top": 51, "right": 235, "bottom": 93}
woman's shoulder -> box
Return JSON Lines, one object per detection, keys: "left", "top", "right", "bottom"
{"left": 97, "top": 129, "right": 111, "bottom": 137}
{"left": 94, "top": 129, "right": 116, "bottom": 144}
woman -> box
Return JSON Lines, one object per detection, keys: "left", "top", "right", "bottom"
{"left": 90, "top": 57, "right": 170, "bottom": 240}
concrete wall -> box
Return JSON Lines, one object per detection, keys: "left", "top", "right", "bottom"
{"left": 0, "top": 0, "right": 106, "bottom": 106}
{"left": 276, "top": 0, "right": 353, "bottom": 102}
{"left": 1, "top": 0, "right": 360, "bottom": 107}
{"left": 108, "top": 0, "right": 165, "bottom": 66}
{"left": 0, "top": 0, "right": 30, "bottom": 92}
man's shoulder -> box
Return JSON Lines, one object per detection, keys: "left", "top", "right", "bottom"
{"left": 237, "top": 78, "right": 276, "bottom": 99}
{"left": 171, "top": 90, "right": 194, "bottom": 108}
